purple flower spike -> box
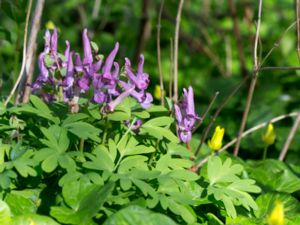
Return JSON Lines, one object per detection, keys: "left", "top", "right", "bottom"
{"left": 82, "top": 28, "right": 93, "bottom": 65}
{"left": 50, "top": 28, "right": 58, "bottom": 54}
{"left": 174, "top": 86, "right": 200, "bottom": 143}
{"left": 64, "top": 41, "right": 70, "bottom": 60}
{"left": 74, "top": 53, "right": 83, "bottom": 73}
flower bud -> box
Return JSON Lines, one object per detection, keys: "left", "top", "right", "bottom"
{"left": 262, "top": 123, "right": 276, "bottom": 145}
{"left": 267, "top": 200, "right": 284, "bottom": 225}
{"left": 208, "top": 126, "right": 225, "bottom": 151}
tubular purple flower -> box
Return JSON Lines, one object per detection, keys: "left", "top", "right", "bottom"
{"left": 77, "top": 76, "right": 90, "bottom": 92}
{"left": 38, "top": 53, "right": 49, "bottom": 81}
{"left": 44, "top": 30, "right": 51, "bottom": 53}
{"left": 93, "top": 90, "right": 107, "bottom": 104}
{"left": 74, "top": 53, "right": 83, "bottom": 73}
{"left": 50, "top": 28, "right": 58, "bottom": 54}
{"left": 102, "top": 42, "right": 119, "bottom": 76}
{"left": 64, "top": 41, "right": 70, "bottom": 61}
{"left": 106, "top": 86, "right": 135, "bottom": 112}
{"left": 63, "top": 51, "right": 74, "bottom": 89}
{"left": 82, "top": 28, "right": 93, "bottom": 65}
{"left": 174, "top": 104, "right": 183, "bottom": 124}
{"left": 125, "top": 56, "right": 149, "bottom": 91}
{"left": 179, "top": 130, "right": 192, "bottom": 143}
{"left": 183, "top": 86, "right": 198, "bottom": 118}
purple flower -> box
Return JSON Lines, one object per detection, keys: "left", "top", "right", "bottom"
{"left": 125, "top": 55, "right": 149, "bottom": 91}
{"left": 174, "top": 86, "right": 200, "bottom": 143}
{"left": 82, "top": 28, "right": 93, "bottom": 65}
{"left": 125, "top": 119, "right": 143, "bottom": 133}
{"left": 105, "top": 86, "right": 135, "bottom": 112}
{"left": 93, "top": 90, "right": 107, "bottom": 104}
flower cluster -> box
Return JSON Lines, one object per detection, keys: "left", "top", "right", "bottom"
{"left": 33, "top": 28, "right": 153, "bottom": 111}
{"left": 174, "top": 86, "right": 200, "bottom": 143}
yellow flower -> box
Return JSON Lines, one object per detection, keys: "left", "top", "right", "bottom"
{"left": 154, "top": 85, "right": 161, "bottom": 100}
{"left": 45, "top": 21, "right": 55, "bottom": 30}
{"left": 208, "top": 126, "right": 225, "bottom": 151}
{"left": 262, "top": 123, "right": 276, "bottom": 145}
{"left": 267, "top": 200, "right": 284, "bottom": 225}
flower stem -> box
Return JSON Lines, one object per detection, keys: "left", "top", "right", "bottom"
{"left": 262, "top": 145, "right": 268, "bottom": 161}
{"left": 79, "top": 138, "right": 85, "bottom": 153}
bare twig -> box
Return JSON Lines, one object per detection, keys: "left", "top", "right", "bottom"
{"left": 157, "top": 0, "right": 165, "bottom": 106}
{"left": 193, "top": 91, "right": 219, "bottom": 133}
{"left": 278, "top": 0, "right": 300, "bottom": 161}
{"left": 173, "top": 0, "right": 185, "bottom": 103}
{"left": 196, "top": 112, "right": 299, "bottom": 168}
{"left": 169, "top": 38, "right": 174, "bottom": 99}
{"left": 279, "top": 113, "right": 300, "bottom": 161}
{"left": 4, "top": 0, "right": 33, "bottom": 106}
{"left": 92, "top": 0, "right": 102, "bottom": 19}
{"left": 21, "top": 0, "right": 45, "bottom": 103}
{"left": 228, "top": 0, "right": 247, "bottom": 77}
{"left": 234, "top": 0, "right": 263, "bottom": 156}
{"left": 260, "top": 66, "right": 300, "bottom": 71}
{"left": 195, "top": 75, "right": 249, "bottom": 156}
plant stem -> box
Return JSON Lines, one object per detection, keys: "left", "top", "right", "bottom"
{"left": 157, "top": 0, "right": 165, "bottom": 106}
{"left": 79, "top": 138, "right": 85, "bottom": 153}
{"left": 173, "top": 0, "right": 184, "bottom": 103}
{"left": 262, "top": 145, "right": 268, "bottom": 160}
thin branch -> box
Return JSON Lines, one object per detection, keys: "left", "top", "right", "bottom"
{"left": 193, "top": 91, "right": 219, "bottom": 133}
{"left": 259, "top": 66, "right": 300, "bottom": 71}
{"left": 279, "top": 113, "right": 300, "bottom": 161}
{"left": 195, "top": 75, "right": 249, "bottom": 156}
{"left": 169, "top": 38, "right": 174, "bottom": 99}
{"left": 234, "top": 0, "right": 262, "bottom": 156}
{"left": 21, "top": 0, "right": 45, "bottom": 103}
{"left": 4, "top": 0, "right": 33, "bottom": 106}
{"left": 173, "top": 0, "right": 184, "bottom": 103}
{"left": 157, "top": 0, "right": 165, "bottom": 106}
{"left": 196, "top": 112, "right": 299, "bottom": 169}
{"left": 92, "top": 0, "right": 102, "bottom": 19}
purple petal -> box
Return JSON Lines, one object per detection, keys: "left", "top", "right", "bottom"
{"left": 186, "top": 86, "right": 196, "bottom": 117}
{"left": 77, "top": 76, "right": 90, "bottom": 92}
{"left": 64, "top": 41, "right": 70, "bottom": 61}
{"left": 174, "top": 104, "right": 183, "bottom": 124}
{"left": 82, "top": 28, "right": 93, "bottom": 65}
{"left": 93, "top": 60, "right": 102, "bottom": 72}
{"left": 74, "top": 53, "right": 83, "bottom": 72}
{"left": 102, "top": 42, "right": 119, "bottom": 74}
{"left": 50, "top": 28, "right": 58, "bottom": 53}
{"left": 38, "top": 53, "right": 49, "bottom": 80}
{"left": 93, "top": 90, "right": 107, "bottom": 104}
{"left": 106, "top": 86, "right": 135, "bottom": 111}
{"left": 179, "top": 130, "right": 192, "bottom": 143}
{"left": 44, "top": 30, "right": 51, "bottom": 53}
{"left": 140, "top": 93, "right": 153, "bottom": 109}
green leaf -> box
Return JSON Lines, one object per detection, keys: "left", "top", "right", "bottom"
{"left": 44, "top": 54, "right": 55, "bottom": 67}
{"left": 5, "top": 193, "right": 37, "bottom": 216}
{"left": 143, "top": 116, "right": 174, "bottom": 127}
{"left": 249, "top": 159, "right": 300, "bottom": 193}
{"left": 83, "top": 146, "right": 114, "bottom": 172}
{"left": 30, "top": 95, "right": 51, "bottom": 115}
{"left": 11, "top": 214, "right": 60, "bottom": 225}
{"left": 62, "top": 113, "right": 89, "bottom": 126}
{"left": 103, "top": 205, "right": 178, "bottom": 225}
{"left": 0, "top": 200, "right": 11, "bottom": 225}
{"left": 41, "top": 154, "right": 58, "bottom": 173}
{"left": 63, "top": 122, "right": 101, "bottom": 142}
{"left": 140, "top": 126, "right": 178, "bottom": 143}
{"left": 255, "top": 193, "right": 300, "bottom": 220}
{"left": 51, "top": 182, "right": 115, "bottom": 224}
